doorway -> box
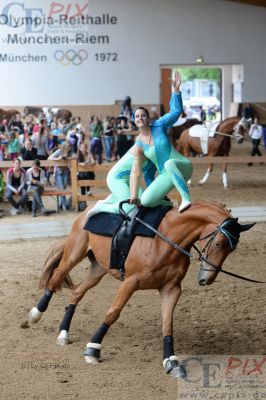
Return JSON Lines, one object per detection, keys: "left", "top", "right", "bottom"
{"left": 160, "top": 64, "right": 243, "bottom": 121}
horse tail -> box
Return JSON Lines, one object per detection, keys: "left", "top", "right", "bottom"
{"left": 39, "top": 240, "right": 74, "bottom": 290}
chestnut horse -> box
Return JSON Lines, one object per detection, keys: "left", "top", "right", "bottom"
{"left": 0, "top": 108, "right": 19, "bottom": 123}
{"left": 178, "top": 117, "right": 251, "bottom": 188}
{"left": 168, "top": 117, "right": 202, "bottom": 144}
{"left": 28, "top": 201, "right": 254, "bottom": 378}
{"left": 23, "top": 106, "right": 72, "bottom": 122}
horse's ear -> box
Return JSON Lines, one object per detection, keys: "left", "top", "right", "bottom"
{"left": 239, "top": 222, "right": 256, "bottom": 232}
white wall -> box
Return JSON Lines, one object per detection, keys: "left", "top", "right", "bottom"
{"left": 0, "top": 0, "right": 265, "bottom": 105}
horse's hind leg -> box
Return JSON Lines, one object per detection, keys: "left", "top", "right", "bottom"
{"left": 198, "top": 163, "right": 213, "bottom": 185}
{"left": 159, "top": 283, "right": 186, "bottom": 379}
{"left": 222, "top": 163, "right": 228, "bottom": 189}
{"left": 84, "top": 276, "right": 138, "bottom": 364}
{"left": 28, "top": 228, "right": 90, "bottom": 324}
{"left": 57, "top": 258, "right": 107, "bottom": 346}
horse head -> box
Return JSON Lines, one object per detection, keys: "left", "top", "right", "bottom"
{"left": 233, "top": 117, "right": 252, "bottom": 144}
{"left": 197, "top": 217, "right": 255, "bottom": 286}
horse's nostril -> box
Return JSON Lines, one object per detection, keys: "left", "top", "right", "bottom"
{"left": 199, "top": 279, "right": 207, "bottom": 286}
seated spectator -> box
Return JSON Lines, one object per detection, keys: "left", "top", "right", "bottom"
{"left": 48, "top": 141, "right": 72, "bottom": 211}
{"left": 6, "top": 158, "right": 27, "bottom": 215}
{"left": 7, "top": 130, "right": 20, "bottom": 160}
{"left": 26, "top": 159, "right": 47, "bottom": 217}
{"left": 77, "top": 142, "right": 95, "bottom": 195}
{"left": 20, "top": 139, "right": 38, "bottom": 161}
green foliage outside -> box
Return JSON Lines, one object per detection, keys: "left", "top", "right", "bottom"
{"left": 174, "top": 67, "right": 221, "bottom": 82}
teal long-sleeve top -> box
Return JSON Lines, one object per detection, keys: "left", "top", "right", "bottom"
{"left": 136, "top": 91, "right": 183, "bottom": 173}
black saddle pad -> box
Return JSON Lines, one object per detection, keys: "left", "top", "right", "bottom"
{"left": 84, "top": 205, "right": 172, "bottom": 238}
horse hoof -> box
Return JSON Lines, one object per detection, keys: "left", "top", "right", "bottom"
{"left": 198, "top": 181, "right": 203, "bottom": 186}
{"left": 84, "top": 356, "right": 100, "bottom": 365}
{"left": 28, "top": 307, "right": 43, "bottom": 323}
{"left": 163, "top": 356, "right": 187, "bottom": 379}
{"left": 169, "top": 363, "right": 187, "bottom": 379}
{"left": 56, "top": 330, "right": 69, "bottom": 346}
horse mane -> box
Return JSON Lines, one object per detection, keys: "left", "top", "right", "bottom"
{"left": 183, "top": 200, "right": 232, "bottom": 218}
{"left": 217, "top": 116, "right": 239, "bottom": 133}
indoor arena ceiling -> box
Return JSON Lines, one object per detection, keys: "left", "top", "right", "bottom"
{"left": 225, "top": 0, "right": 266, "bottom": 7}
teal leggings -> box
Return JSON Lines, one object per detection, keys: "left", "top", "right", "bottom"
{"left": 141, "top": 158, "right": 193, "bottom": 207}
{"left": 96, "top": 152, "right": 192, "bottom": 214}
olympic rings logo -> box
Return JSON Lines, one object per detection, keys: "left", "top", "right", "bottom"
{"left": 54, "top": 49, "right": 88, "bottom": 66}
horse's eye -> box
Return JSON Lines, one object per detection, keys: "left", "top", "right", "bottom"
{"left": 215, "top": 242, "right": 222, "bottom": 249}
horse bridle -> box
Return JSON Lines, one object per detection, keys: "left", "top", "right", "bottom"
{"left": 133, "top": 214, "right": 265, "bottom": 284}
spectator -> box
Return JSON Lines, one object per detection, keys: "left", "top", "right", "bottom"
{"left": 244, "top": 103, "right": 255, "bottom": 122}
{"left": 24, "top": 116, "right": 35, "bottom": 137}
{"left": 199, "top": 106, "right": 206, "bottom": 123}
{"left": 248, "top": 117, "right": 263, "bottom": 166}
{"left": 89, "top": 117, "right": 103, "bottom": 164}
{"left": 20, "top": 139, "right": 38, "bottom": 161}
{"left": 7, "top": 130, "right": 20, "bottom": 160}
{"left": 26, "top": 159, "right": 47, "bottom": 217}
{"left": 0, "top": 126, "right": 8, "bottom": 160}
{"left": 77, "top": 142, "right": 95, "bottom": 195}
{"left": 48, "top": 141, "right": 72, "bottom": 211}
{"left": 8, "top": 113, "right": 24, "bottom": 135}
{"left": 32, "top": 126, "right": 49, "bottom": 160}
{"left": 103, "top": 117, "right": 115, "bottom": 162}
{"left": 75, "top": 116, "right": 85, "bottom": 136}
{"left": 116, "top": 118, "right": 131, "bottom": 159}
{"left": 0, "top": 169, "right": 4, "bottom": 200}
{"left": 6, "top": 158, "right": 27, "bottom": 215}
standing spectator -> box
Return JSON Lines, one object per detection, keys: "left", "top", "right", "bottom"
{"left": 24, "top": 116, "right": 35, "bottom": 138}
{"left": 244, "top": 103, "right": 255, "bottom": 122}
{"left": 20, "top": 139, "right": 38, "bottom": 161}
{"left": 90, "top": 117, "right": 103, "bottom": 164}
{"left": 6, "top": 158, "right": 27, "bottom": 215}
{"left": 8, "top": 113, "right": 24, "bottom": 135}
{"left": 103, "top": 117, "right": 115, "bottom": 162}
{"left": 248, "top": 117, "right": 263, "bottom": 166}
{"left": 116, "top": 118, "right": 130, "bottom": 159}
{"left": 32, "top": 126, "right": 49, "bottom": 160}
{"left": 7, "top": 130, "right": 20, "bottom": 160}
{"left": 0, "top": 169, "right": 4, "bottom": 201}
{"left": 76, "top": 116, "right": 85, "bottom": 136}
{"left": 26, "top": 159, "right": 47, "bottom": 217}
{"left": 48, "top": 141, "right": 72, "bottom": 211}
{"left": 0, "top": 126, "right": 8, "bottom": 160}
{"left": 199, "top": 106, "right": 206, "bottom": 123}
{"left": 77, "top": 142, "right": 95, "bottom": 195}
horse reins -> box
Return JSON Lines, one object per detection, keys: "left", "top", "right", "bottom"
{"left": 133, "top": 215, "right": 266, "bottom": 284}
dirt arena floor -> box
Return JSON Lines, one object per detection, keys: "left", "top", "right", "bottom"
{"left": 0, "top": 142, "right": 266, "bottom": 400}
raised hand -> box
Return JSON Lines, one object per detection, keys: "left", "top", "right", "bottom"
{"left": 169, "top": 71, "right": 181, "bottom": 92}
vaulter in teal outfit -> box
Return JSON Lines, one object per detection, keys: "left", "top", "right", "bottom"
{"left": 87, "top": 71, "right": 192, "bottom": 217}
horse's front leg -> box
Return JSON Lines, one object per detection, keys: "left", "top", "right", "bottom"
{"left": 222, "top": 163, "right": 228, "bottom": 189}
{"left": 159, "top": 283, "right": 186, "bottom": 378}
{"left": 84, "top": 276, "right": 138, "bottom": 365}
{"left": 198, "top": 163, "right": 213, "bottom": 185}
{"left": 57, "top": 259, "right": 107, "bottom": 346}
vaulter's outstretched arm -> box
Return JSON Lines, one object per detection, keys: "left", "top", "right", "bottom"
{"left": 153, "top": 71, "right": 183, "bottom": 130}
